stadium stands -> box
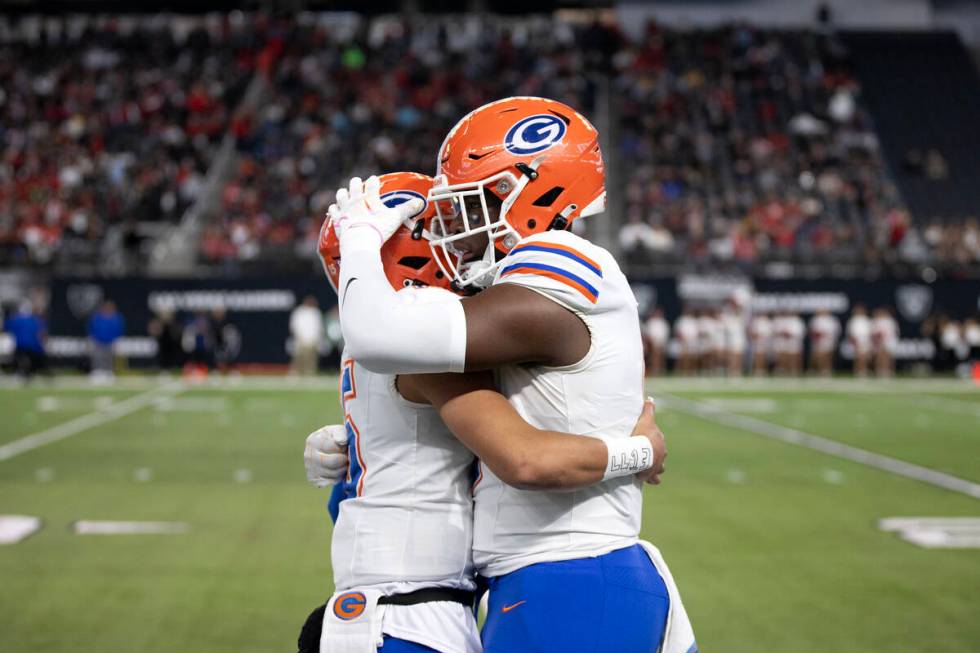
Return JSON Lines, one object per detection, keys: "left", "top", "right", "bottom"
{"left": 1, "top": 13, "right": 978, "bottom": 278}
{"left": 0, "top": 15, "right": 255, "bottom": 272}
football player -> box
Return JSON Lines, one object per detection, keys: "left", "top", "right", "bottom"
{"left": 328, "top": 98, "right": 695, "bottom": 653}
{"left": 301, "top": 171, "right": 667, "bottom": 653}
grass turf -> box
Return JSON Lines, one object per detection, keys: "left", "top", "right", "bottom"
{"left": 0, "top": 377, "right": 977, "bottom": 652}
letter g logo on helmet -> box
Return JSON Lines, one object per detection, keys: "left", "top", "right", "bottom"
{"left": 504, "top": 114, "right": 567, "bottom": 155}
{"left": 380, "top": 190, "right": 427, "bottom": 220}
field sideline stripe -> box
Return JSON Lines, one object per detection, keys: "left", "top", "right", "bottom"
{"left": 0, "top": 383, "right": 184, "bottom": 462}
{"left": 659, "top": 393, "right": 980, "bottom": 500}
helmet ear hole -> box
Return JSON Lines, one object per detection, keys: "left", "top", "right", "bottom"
{"left": 435, "top": 270, "right": 444, "bottom": 279}
{"left": 403, "top": 279, "right": 412, "bottom": 287}
{"left": 527, "top": 219, "right": 537, "bottom": 229}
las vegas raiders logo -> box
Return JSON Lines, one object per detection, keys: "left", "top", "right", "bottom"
{"left": 895, "top": 284, "right": 933, "bottom": 322}
{"left": 380, "top": 190, "right": 427, "bottom": 219}
{"left": 504, "top": 114, "right": 567, "bottom": 155}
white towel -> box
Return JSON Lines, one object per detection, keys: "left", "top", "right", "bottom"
{"left": 320, "top": 589, "right": 387, "bottom": 653}
{"left": 637, "top": 540, "right": 698, "bottom": 653}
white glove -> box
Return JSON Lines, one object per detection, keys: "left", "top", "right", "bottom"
{"left": 329, "top": 175, "right": 424, "bottom": 249}
{"left": 304, "top": 424, "right": 349, "bottom": 488}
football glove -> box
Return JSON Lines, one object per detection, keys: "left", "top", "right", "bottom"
{"left": 329, "top": 175, "right": 424, "bottom": 248}
{"left": 304, "top": 424, "right": 349, "bottom": 488}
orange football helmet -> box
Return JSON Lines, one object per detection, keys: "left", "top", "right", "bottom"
{"left": 428, "top": 96, "right": 606, "bottom": 288}
{"left": 318, "top": 172, "right": 455, "bottom": 294}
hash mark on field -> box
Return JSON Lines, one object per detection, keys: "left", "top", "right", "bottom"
{"left": 133, "top": 468, "right": 153, "bottom": 482}
{"left": 233, "top": 468, "right": 253, "bottom": 483}
{"left": 660, "top": 393, "right": 980, "bottom": 500}
{"left": 725, "top": 469, "right": 746, "bottom": 484}
{"left": 0, "top": 383, "right": 184, "bottom": 462}
{"left": 35, "top": 467, "right": 54, "bottom": 482}
{"left": 822, "top": 469, "right": 845, "bottom": 485}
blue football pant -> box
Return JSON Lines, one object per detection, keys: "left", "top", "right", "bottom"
{"left": 482, "top": 544, "right": 669, "bottom": 653}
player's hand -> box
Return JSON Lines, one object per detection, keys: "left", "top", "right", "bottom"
{"left": 631, "top": 397, "right": 667, "bottom": 485}
{"left": 304, "top": 424, "right": 349, "bottom": 488}
{"left": 329, "top": 175, "right": 423, "bottom": 247}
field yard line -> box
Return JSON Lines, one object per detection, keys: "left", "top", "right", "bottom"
{"left": 904, "top": 395, "right": 980, "bottom": 419}
{"left": 0, "top": 382, "right": 185, "bottom": 462}
{"left": 659, "top": 393, "right": 980, "bottom": 500}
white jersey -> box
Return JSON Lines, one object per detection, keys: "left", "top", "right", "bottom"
{"left": 774, "top": 315, "right": 805, "bottom": 353}
{"left": 809, "top": 314, "right": 841, "bottom": 353}
{"left": 721, "top": 311, "right": 746, "bottom": 353}
{"left": 750, "top": 315, "right": 772, "bottom": 354}
{"left": 847, "top": 315, "right": 872, "bottom": 352}
{"left": 332, "top": 333, "right": 479, "bottom": 652}
{"left": 645, "top": 316, "right": 669, "bottom": 347}
{"left": 675, "top": 315, "right": 699, "bottom": 354}
{"left": 698, "top": 315, "right": 723, "bottom": 353}
{"left": 474, "top": 230, "right": 645, "bottom": 577}
{"left": 872, "top": 316, "right": 899, "bottom": 353}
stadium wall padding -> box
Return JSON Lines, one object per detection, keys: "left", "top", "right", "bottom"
{"left": 46, "top": 276, "right": 979, "bottom": 366}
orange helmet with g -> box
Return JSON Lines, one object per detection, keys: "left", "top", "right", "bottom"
{"left": 318, "top": 172, "right": 453, "bottom": 293}
{"left": 428, "top": 96, "right": 605, "bottom": 289}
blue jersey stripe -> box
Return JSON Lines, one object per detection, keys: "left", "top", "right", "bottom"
{"left": 509, "top": 244, "right": 603, "bottom": 277}
{"left": 499, "top": 261, "right": 600, "bottom": 300}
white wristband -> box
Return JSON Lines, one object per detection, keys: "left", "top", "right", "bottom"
{"left": 603, "top": 436, "right": 654, "bottom": 481}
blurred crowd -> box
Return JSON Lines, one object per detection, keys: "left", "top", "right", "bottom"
{"left": 203, "top": 14, "right": 605, "bottom": 268}
{"left": 1, "top": 13, "right": 978, "bottom": 276}
{"left": 615, "top": 24, "right": 958, "bottom": 270}
{"left": 0, "top": 14, "right": 256, "bottom": 269}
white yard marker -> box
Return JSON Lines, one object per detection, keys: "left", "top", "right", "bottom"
{"left": 0, "top": 383, "right": 184, "bottom": 462}
{"left": 133, "top": 467, "right": 153, "bottom": 482}
{"left": 233, "top": 468, "right": 253, "bottom": 483}
{"left": 71, "top": 520, "right": 189, "bottom": 535}
{"left": 660, "top": 393, "right": 980, "bottom": 500}
{"left": 879, "top": 517, "right": 980, "bottom": 549}
{"left": 34, "top": 467, "right": 54, "bottom": 482}
{"left": 0, "top": 515, "right": 43, "bottom": 544}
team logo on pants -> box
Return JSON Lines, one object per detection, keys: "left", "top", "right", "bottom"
{"left": 504, "top": 114, "right": 567, "bottom": 155}
{"left": 333, "top": 591, "right": 366, "bottom": 621}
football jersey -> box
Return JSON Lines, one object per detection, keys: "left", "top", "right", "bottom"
{"left": 810, "top": 314, "right": 841, "bottom": 352}
{"left": 871, "top": 316, "right": 899, "bottom": 349}
{"left": 847, "top": 315, "right": 872, "bottom": 351}
{"left": 750, "top": 315, "right": 772, "bottom": 346}
{"left": 645, "top": 316, "right": 669, "bottom": 346}
{"left": 330, "top": 309, "right": 479, "bottom": 652}
{"left": 721, "top": 311, "right": 746, "bottom": 353}
{"left": 473, "top": 230, "right": 645, "bottom": 577}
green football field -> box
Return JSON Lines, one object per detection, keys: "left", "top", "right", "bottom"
{"left": 1, "top": 376, "right": 978, "bottom": 652}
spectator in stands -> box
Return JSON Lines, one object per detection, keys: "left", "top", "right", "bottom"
{"left": 289, "top": 296, "right": 323, "bottom": 376}
{"left": 4, "top": 300, "right": 49, "bottom": 380}
{"left": 644, "top": 307, "right": 669, "bottom": 377}
{"left": 846, "top": 304, "right": 872, "bottom": 377}
{"left": 87, "top": 300, "right": 124, "bottom": 380}
{"left": 871, "top": 307, "right": 899, "bottom": 377}
{"left": 809, "top": 309, "right": 841, "bottom": 377}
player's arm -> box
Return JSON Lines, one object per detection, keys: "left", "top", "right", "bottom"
{"left": 398, "top": 372, "right": 665, "bottom": 490}
{"left": 334, "top": 178, "right": 589, "bottom": 373}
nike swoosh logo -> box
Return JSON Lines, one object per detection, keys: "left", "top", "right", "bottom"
{"left": 501, "top": 600, "right": 526, "bottom": 613}
{"left": 341, "top": 277, "right": 358, "bottom": 308}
